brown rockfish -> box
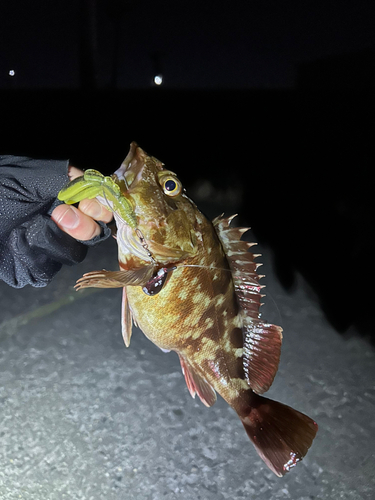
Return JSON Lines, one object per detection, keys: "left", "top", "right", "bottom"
{"left": 58, "top": 142, "right": 318, "bottom": 476}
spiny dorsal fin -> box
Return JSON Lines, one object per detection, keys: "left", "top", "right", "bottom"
{"left": 213, "top": 214, "right": 283, "bottom": 394}
{"left": 212, "top": 214, "right": 263, "bottom": 322}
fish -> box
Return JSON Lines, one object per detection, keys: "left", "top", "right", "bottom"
{"left": 58, "top": 142, "right": 318, "bottom": 476}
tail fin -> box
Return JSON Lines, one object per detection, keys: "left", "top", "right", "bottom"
{"left": 240, "top": 394, "right": 318, "bottom": 477}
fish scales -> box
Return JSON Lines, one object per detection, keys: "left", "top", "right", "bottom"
{"left": 126, "top": 215, "right": 247, "bottom": 406}
{"left": 58, "top": 142, "right": 318, "bottom": 477}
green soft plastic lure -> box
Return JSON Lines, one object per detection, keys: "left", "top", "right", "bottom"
{"left": 58, "top": 169, "right": 137, "bottom": 228}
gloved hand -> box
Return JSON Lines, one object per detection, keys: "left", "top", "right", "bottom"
{"left": 0, "top": 156, "right": 112, "bottom": 288}
{"left": 51, "top": 166, "right": 113, "bottom": 241}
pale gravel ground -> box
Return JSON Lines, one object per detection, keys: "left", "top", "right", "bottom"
{"left": 0, "top": 220, "right": 374, "bottom": 500}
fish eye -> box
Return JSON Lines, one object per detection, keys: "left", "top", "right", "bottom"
{"left": 160, "top": 176, "right": 182, "bottom": 197}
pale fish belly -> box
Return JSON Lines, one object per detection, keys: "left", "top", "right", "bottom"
{"left": 126, "top": 265, "right": 216, "bottom": 350}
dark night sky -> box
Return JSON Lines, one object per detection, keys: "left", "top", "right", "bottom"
{"left": 1, "top": 1, "right": 374, "bottom": 338}
{"left": 1, "top": 0, "right": 374, "bottom": 89}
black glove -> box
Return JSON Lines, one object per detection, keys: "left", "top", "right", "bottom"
{"left": 0, "top": 156, "right": 111, "bottom": 288}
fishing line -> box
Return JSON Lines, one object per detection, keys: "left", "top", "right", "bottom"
{"left": 177, "top": 263, "right": 260, "bottom": 280}
{"left": 175, "top": 264, "right": 283, "bottom": 327}
{"left": 103, "top": 193, "right": 281, "bottom": 325}
{"left": 258, "top": 289, "right": 283, "bottom": 328}
{"left": 177, "top": 264, "right": 232, "bottom": 272}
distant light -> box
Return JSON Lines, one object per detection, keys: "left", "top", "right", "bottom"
{"left": 9, "top": 69, "right": 15, "bottom": 77}
{"left": 153, "top": 74, "right": 163, "bottom": 86}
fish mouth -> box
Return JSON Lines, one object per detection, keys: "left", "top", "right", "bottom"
{"left": 114, "top": 142, "right": 147, "bottom": 190}
{"left": 114, "top": 142, "right": 186, "bottom": 264}
{"left": 113, "top": 142, "right": 154, "bottom": 262}
{"left": 115, "top": 141, "right": 165, "bottom": 191}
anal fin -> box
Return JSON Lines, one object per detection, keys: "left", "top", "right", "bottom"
{"left": 243, "top": 321, "right": 283, "bottom": 394}
{"left": 178, "top": 355, "right": 217, "bottom": 407}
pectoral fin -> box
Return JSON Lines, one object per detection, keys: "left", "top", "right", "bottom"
{"left": 75, "top": 265, "right": 155, "bottom": 290}
{"left": 121, "top": 287, "right": 132, "bottom": 347}
{"left": 178, "top": 355, "right": 217, "bottom": 407}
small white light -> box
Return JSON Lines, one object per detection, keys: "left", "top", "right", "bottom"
{"left": 9, "top": 69, "right": 15, "bottom": 77}
{"left": 153, "top": 74, "right": 163, "bottom": 86}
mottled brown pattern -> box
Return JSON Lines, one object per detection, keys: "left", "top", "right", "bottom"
{"left": 64, "top": 143, "right": 317, "bottom": 476}
{"left": 126, "top": 214, "right": 248, "bottom": 409}
{"left": 114, "top": 147, "right": 263, "bottom": 411}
